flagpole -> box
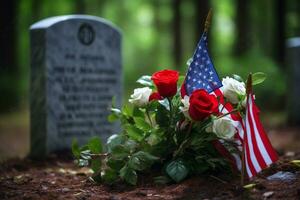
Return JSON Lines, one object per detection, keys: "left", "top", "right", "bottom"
{"left": 241, "top": 73, "right": 253, "bottom": 186}
{"left": 204, "top": 9, "right": 212, "bottom": 33}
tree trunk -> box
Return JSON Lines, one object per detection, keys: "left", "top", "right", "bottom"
{"left": 0, "top": 0, "right": 18, "bottom": 111}
{"left": 274, "top": 0, "right": 286, "bottom": 65}
{"left": 194, "top": 0, "right": 210, "bottom": 42}
{"left": 234, "top": 0, "right": 251, "bottom": 56}
{"left": 173, "top": 0, "right": 182, "bottom": 70}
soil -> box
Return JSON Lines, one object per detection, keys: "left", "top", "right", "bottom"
{"left": 0, "top": 152, "right": 299, "bottom": 200}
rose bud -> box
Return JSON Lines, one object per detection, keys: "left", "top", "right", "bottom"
{"left": 188, "top": 89, "right": 219, "bottom": 121}
{"left": 151, "top": 69, "right": 179, "bottom": 98}
{"left": 149, "top": 92, "right": 163, "bottom": 101}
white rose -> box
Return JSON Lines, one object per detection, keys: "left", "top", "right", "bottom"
{"left": 128, "top": 87, "right": 152, "bottom": 107}
{"left": 222, "top": 77, "right": 246, "bottom": 104}
{"left": 212, "top": 116, "right": 237, "bottom": 139}
{"left": 179, "top": 95, "right": 191, "bottom": 119}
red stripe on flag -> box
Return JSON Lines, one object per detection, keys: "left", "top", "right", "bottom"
{"left": 247, "top": 103, "right": 268, "bottom": 169}
{"left": 250, "top": 95, "right": 278, "bottom": 163}
{"left": 244, "top": 132, "right": 257, "bottom": 177}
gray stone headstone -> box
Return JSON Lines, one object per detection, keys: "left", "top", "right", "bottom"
{"left": 30, "top": 15, "right": 122, "bottom": 157}
{"left": 286, "top": 37, "right": 300, "bottom": 125}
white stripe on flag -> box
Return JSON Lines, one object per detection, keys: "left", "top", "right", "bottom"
{"left": 248, "top": 96, "right": 273, "bottom": 165}
{"left": 245, "top": 105, "right": 262, "bottom": 173}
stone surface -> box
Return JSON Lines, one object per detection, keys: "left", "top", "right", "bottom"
{"left": 266, "top": 171, "right": 296, "bottom": 182}
{"left": 30, "top": 15, "right": 122, "bottom": 157}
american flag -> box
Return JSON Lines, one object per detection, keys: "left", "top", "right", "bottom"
{"left": 181, "top": 32, "right": 222, "bottom": 96}
{"left": 181, "top": 31, "right": 277, "bottom": 177}
{"left": 244, "top": 90, "right": 278, "bottom": 177}
{"left": 181, "top": 32, "right": 244, "bottom": 172}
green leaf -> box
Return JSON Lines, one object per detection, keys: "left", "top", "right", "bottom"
{"left": 134, "top": 117, "right": 151, "bottom": 131}
{"left": 158, "top": 99, "right": 170, "bottom": 111}
{"left": 71, "top": 139, "right": 80, "bottom": 158}
{"left": 111, "top": 108, "right": 121, "bottom": 114}
{"left": 91, "top": 158, "right": 101, "bottom": 173}
{"left": 124, "top": 124, "right": 144, "bottom": 142}
{"left": 101, "top": 168, "right": 119, "bottom": 184}
{"left": 88, "top": 137, "right": 102, "bottom": 154}
{"left": 124, "top": 139, "right": 137, "bottom": 152}
{"left": 252, "top": 72, "right": 266, "bottom": 85}
{"left": 129, "top": 151, "right": 159, "bottom": 171}
{"left": 136, "top": 75, "right": 153, "bottom": 87}
{"left": 111, "top": 145, "right": 130, "bottom": 160}
{"left": 106, "top": 134, "right": 126, "bottom": 153}
{"left": 232, "top": 74, "right": 244, "bottom": 82}
{"left": 108, "top": 113, "right": 119, "bottom": 122}
{"left": 123, "top": 105, "right": 133, "bottom": 117}
{"left": 80, "top": 150, "right": 91, "bottom": 160}
{"left": 166, "top": 160, "right": 189, "bottom": 183}
{"left": 120, "top": 165, "right": 137, "bottom": 185}
{"left": 132, "top": 107, "right": 144, "bottom": 118}
{"left": 107, "top": 158, "right": 125, "bottom": 171}
{"left": 146, "top": 129, "right": 163, "bottom": 146}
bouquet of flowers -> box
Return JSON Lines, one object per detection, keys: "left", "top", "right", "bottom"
{"left": 73, "top": 11, "right": 278, "bottom": 185}
{"left": 72, "top": 68, "right": 268, "bottom": 185}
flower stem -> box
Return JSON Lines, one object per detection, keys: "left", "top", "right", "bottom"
{"left": 173, "top": 121, "right": 193, "bottom": 158}
{"left": 146, "top": 108, "right": 153, "bottom": 127}
{"left": 167, "top": 97, "right": 173, "bottom": 124}
{"left": 216, "top": 108, "right": 239, "bottom": 119}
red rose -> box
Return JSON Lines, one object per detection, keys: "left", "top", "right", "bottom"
{"left": 149, "top": 92, "right": 163, "bottom": 101}
{"left": 188, "top": 89, "right": 219, "bottom": 121}
{"left": 151, "top": 70, "right": 179, "bottom": 98}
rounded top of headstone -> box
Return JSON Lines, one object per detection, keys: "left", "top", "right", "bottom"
{"left": 286, "top": 37, "right": 300, "bottom": 48}
{"left": 30, "top": 15, "right": 121, "bottom": 34}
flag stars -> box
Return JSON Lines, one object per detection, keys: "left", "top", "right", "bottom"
{"left": 209, "top": 71, "right": 213, "bottom": 75}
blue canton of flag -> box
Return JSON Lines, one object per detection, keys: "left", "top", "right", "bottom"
{"left": 183, "top": 32, "right": 222, "bottom": 96}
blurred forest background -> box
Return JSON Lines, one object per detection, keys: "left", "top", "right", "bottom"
{"left": 0, "top": 0, "right": 299, "bottom": 160}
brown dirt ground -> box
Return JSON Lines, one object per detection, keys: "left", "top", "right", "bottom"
{"left": 0, "top": 152, "right": 299, "bottom": 200}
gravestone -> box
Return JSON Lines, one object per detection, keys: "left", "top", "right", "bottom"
{"left": 30, "top": 15, "right": 122, "bottom": 157}
{"left": 286, "top": 37, "right": 300, "bottom": 126}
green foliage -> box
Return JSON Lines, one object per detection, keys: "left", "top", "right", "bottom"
{"left": 128, "top": 151, "right": 159, "bottom": 171}
{"left": 88, "top": 137, "right": 103, "bottom": 154}
{"left": 136, "top": 75, "right": 154, "bottom": 88}
{"left": 166, "top": 160, "right": 189, "bottom": 183}
{"left": 120, "top": 165, "right": 138, "bottom": 185}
